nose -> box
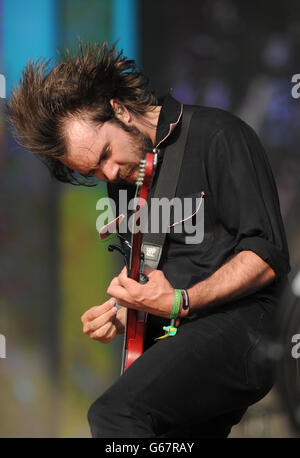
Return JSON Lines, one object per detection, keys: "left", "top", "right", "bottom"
{"left": 96, "top": 160, "right": 119, "bottom": 182}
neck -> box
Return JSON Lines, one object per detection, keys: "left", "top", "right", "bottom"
{"left": 134, "top": 106, "right": 162, "bottom": 145}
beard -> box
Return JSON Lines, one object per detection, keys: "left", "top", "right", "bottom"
{"left": 111, "top": 119, "right": 154, "bottom": 186}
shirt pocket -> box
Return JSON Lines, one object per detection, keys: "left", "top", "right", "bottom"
{"left": 167, "top": 191, "right": 205, "bottom": 245}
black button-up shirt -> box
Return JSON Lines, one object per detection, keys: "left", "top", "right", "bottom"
{"left": 107, "top": 95, "right": 290, "bottom": 314}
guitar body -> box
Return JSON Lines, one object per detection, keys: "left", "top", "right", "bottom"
{"left": 121, "top": 309, "right": 146, "bottom": 373}
{"left": 120, "top": 151, "right": 157, "bottom": 374}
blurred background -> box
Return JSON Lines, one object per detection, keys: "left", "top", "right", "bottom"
{"left": 0, "top": 0, "right": 300, "bottom": 438}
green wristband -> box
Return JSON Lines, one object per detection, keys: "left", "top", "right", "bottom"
{"left": 170, "top": 289, "right": 181, "bottom": 319}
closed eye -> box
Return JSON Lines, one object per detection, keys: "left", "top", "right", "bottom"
{"left": 82, "top": 145, "right": 110, "bottom": 177}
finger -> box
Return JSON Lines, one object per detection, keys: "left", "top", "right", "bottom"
{"left": 108, "top": 276, "right": 121, "bottom": 288}
{"left": 107, "top": 283, "right": 135, "bottom": 305}
{"left": 118, "top": 266, "right": 130, "bottom": 282}
{"left": 83, "top": 306, "right": 117, "bottom": 335}
{"left": 103, "top": 324, "right": 118, "bottom": 343}
{"left": 81, "top": 297, "right": 116, "bottom": 323}
{"left": 82, "top": 298, "right": 115, "bottom": 322}
{"left": 90, "top": 321, "right": 114, "bottom": 341}
{"left": 142, "top": 264, "right": 155, "bottom": 276}
{"left": 117, "top": 271, "right": 141, "bottom": 295}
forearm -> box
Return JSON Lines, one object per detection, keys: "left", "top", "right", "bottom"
{"left": 187, "top": 250, "right": 276, "bottom": 311}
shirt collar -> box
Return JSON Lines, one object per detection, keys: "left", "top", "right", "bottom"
{"left": 155, "top": 94, "right": 183, "bottom": 148}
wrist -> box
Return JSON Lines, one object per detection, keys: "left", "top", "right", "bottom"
{"left": 170, "top": 289, "right": 182, "bottom": 320}
{"left": 186, "top": 286, "right": 198, "bottom": 309}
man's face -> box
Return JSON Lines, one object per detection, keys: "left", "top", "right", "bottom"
{"left": 61, "top": 117, "right": 154, "bottom": 185}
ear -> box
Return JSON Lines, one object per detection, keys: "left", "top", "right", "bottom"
{"left": 110, "top": 99, "right": 131, "bottom": 124}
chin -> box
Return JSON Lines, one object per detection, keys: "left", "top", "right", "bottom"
{"left": 127, "top": 168, "right": 138, "bottom": 183}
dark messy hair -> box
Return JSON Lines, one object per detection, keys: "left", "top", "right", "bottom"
{"left": 8, "top": 41, "right": 158, "bottom": 186}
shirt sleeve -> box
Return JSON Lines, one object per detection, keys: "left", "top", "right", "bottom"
{"left": 205, "top": 118, "right": 290, "bottom": 279}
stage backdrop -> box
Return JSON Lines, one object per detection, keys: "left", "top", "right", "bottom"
{"left": 0, "top": 0, "right": 139, "bottom": 438}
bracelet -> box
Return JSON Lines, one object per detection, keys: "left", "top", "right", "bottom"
{"left": 181, "top": 289, "right": 190, "bottom": 310}
{"left": 155, "top": 325, "right": 177, "bottom": 340}
{"left": 170, "top": 289, "right": 182, "bottom": 320}
{"left": 156, "top": 289, "right": 182, "bottom": 341}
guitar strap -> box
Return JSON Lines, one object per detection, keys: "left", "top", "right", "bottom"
{"left": 142, "top": 106, "right": 194, "bottom": 269}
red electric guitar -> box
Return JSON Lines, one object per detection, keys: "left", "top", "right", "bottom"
{"left": 99, "top": 150, "right": 158, "bottom": 373}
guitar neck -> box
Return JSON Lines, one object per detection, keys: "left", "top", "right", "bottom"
{"left": 120, "top": 151, "right": 157, "bottom": 373}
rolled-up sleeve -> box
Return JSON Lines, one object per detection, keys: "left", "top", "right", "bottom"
{"left": 206, "top": 119, "right": 290, "bottom": 279}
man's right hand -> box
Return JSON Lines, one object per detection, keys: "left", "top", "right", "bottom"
{"left": 81, "top": 297, "right": 126, "bottom": 344}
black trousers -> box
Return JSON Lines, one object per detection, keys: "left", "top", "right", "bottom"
{"left": 88, "top": 297, "right": 276, "bottom": 438}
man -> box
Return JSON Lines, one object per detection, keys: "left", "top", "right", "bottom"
{"left": 8, "top": 42, "right": 290, "bottom": 438}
